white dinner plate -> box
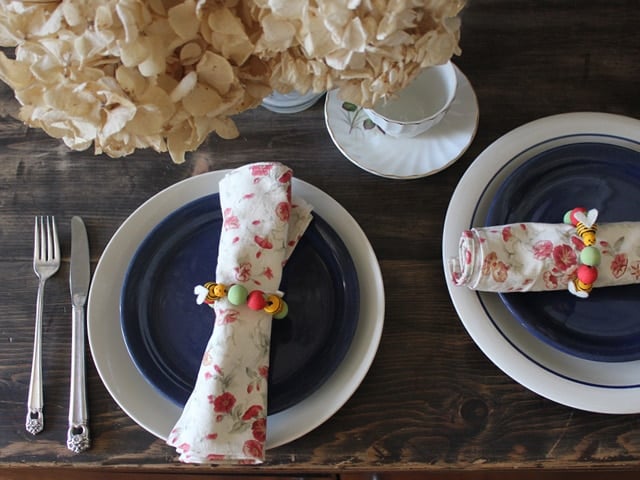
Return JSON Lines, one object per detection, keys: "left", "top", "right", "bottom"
{"left": 324, "top": 65, "right": 479, "bottom": 179}
{"left": 87, "top": 171, "right": 385, "bottom": 448}
{"left": 443, "top": 112, "right": 640, "bottom": 413}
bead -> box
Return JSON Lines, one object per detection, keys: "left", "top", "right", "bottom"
{"left": 200, "top": 282, "right": 288, "bottom": 315}
{"left": 580, "top": 246, "right": 601, "bottom": 266}
{"left": 577, "top": 264, "right": 598, "bottom": 284}
{"left": 563, "top": 210, "right": 573, "bottom": 225}
{"left": 578, "top": 226, "right": 597, "bottom": 246}
{"left": 569, "top": 207, "right": 587, "bottom": 226}
{"left": 227, "top": 284, "right": 249, "bottom": 305}
{"left": 203, "top": 282, "right": 226, "bottom": 304}
{"left": 273, "top": 301, "right": 289, "bottom": 320}
{"left": 213, "top": 283, "right": 227, "bottom": 298}
{"left": 263, "top": 294, "right": 283, "bottom": 314}
{"left": 247, "top": 290, "right": 267, "bottom": 310}
{"left": 575, "top": 278, "right": 593, "bottom": 294}
{"left": 264, "top": 294, "right": 289, "bottom": 319}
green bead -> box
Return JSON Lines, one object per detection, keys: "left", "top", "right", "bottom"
{"left": 580, "top": 246, "right": 601, "bottom": 266}
{"left": 273, "top": 301, "right": 289, "bottom": 320}
{"left": 227, "top": 284, "right": 249, "bottom": 305}
{"left": 563, "top": 210, "right": 573, "bottom": 224}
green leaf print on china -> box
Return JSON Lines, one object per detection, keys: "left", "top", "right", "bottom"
{"left": 341, "top": 102, "right": 381, "bottom": 134}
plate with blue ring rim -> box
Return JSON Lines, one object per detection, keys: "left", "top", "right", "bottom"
{"left": 443, "top": 112, "right": 640, "bottom": 414}
{"left": 485, "top": 142, "right": 640, "bottom": 363}
{"left": 120, "top": 193, "right": 359, "bottom": 414}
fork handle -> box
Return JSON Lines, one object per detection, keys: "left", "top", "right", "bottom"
{"left": 67, "top": 302, "right": 90, "bottom": 453}
{"left": 26, "top": 279, "right": 45, "bottom": 435}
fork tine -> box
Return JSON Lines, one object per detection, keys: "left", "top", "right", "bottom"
{"left": 33, "top": 216, "right": 59, "bottom": 265}
{"left": 51, "top": 217, "right": 59, "bottom": 262}
{"left": 40, "top": 217, "right": 46, "bottom": 261}
{"left": 33, "top": 217, "right": 39, "bottom": 264}
{"left": 35, "top": 216, "right": 45, "bottom": 263}
{"left": 45, "top": 217, "right": 53, "bottom": 262}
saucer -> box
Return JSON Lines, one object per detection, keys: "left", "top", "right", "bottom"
{"left": 324, "top": 65, "right": 479, "bottom": 179}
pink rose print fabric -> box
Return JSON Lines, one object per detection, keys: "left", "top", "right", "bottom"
{"left": 448, "top": 222, "right": 640, "bottom": 292}
{"left": 166, "top": 163, "right": 312, "bottom": 464}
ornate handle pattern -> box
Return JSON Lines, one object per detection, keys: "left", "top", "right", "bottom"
{"left": 67, "top": 302, "right": 90, "bottom": 452}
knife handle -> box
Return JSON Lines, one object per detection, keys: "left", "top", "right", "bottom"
{"left": 67, "top": 302, "right": 90, "bottom": 453}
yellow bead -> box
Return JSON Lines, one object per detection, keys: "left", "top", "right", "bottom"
{"left": 263, "top": 294, "right": 283, "bottom": 314}
{"left": 201, "top": 282, "right": 228, "bottom": 304}
{"left": 213, "top": 283, "right": 227, "bottom": 298}
{"left": 575, "top": 278, "right": 593, "bottom": 293}
{"left": 264, "top": 294, "right": 289, "bottom": 318}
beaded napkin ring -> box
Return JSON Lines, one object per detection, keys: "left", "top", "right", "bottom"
{"left": 194, "top": 282, "right": 289, "bottom": 319}
{"left": 564, "top": 207, "right": 600, "bottom": 298}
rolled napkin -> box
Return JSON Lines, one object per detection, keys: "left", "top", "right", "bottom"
{"left": 167, "top": 163, "right": 313, "bottom": 464}
{"left": 448, "top": 218, "right": 640, "bottom": 295}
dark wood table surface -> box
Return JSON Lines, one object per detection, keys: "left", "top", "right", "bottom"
{"left": 2, "top": 1, "right": 640, "bottom": 479}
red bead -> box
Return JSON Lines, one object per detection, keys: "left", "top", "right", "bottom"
{"left": 576, "top": 264, "right": 598, "bottom": 284}
{"left": 246, "top": 290, "right": 266, "bottom": 310}
{"left": 569, "top": 207, "right": 587, "bottom": 226}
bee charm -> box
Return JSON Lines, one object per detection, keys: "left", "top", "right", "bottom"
{"left": 574, "top": 209, "right": 598, "bottom": 246}
{"left": 204, "top": 282, "right": 228, "bottom": 303}
{"left": 194, "top": 282, "right": 228, "bottom": 305}
{"left": 568, "top": 276, "right": 594, "bottom": 298}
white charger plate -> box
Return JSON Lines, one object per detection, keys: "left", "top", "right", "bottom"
{"left": 87, "top": 171, "right": 385, "bottom": 448}
{"left": 324, "top": 65, "right": 479, "bottom": 179}
{"left": 443, "top": 112, "right": 640, "bottom": 413}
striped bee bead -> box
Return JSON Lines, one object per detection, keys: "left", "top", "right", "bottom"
{"left": 576, "top": 221, "right": 597, "bottom": 246}
{"left": 203, "top": 282, "right": 227, "bottom": 304}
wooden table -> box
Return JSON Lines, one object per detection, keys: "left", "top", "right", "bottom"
{"left": 2, "top": 1, "right": 640, "bottom": 479}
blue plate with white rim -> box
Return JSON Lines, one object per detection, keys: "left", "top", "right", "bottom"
{"left": 486, "top": 142, "right": 640, "bottom": 362}
{"left": 120, "top": 193, "right": 359, "bottom": 414}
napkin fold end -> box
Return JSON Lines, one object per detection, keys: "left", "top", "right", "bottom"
{"left": 170, "top": 425, "right": 265, "bottom": 464}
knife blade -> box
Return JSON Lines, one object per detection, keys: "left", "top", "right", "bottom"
{"left": 67, "top": 216, "right": 90, "bottom": 453}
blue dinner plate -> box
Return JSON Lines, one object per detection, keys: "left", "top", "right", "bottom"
{"left": 486, "top": 142, "right": 640, "bottom": 362}
{"left": 120, "top": 194, "right": 359, "bottom": 413}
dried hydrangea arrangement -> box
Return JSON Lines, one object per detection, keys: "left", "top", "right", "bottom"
{"left": 0, "top": 0, "right": 464, "bottom": 163}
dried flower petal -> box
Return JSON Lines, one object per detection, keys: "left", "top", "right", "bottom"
{"left": 0, "top": 0, "right": 465, "bottom": 161}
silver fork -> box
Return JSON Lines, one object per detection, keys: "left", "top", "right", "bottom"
{"left": 26, "top": 216, "right": 60, "bottom": 435}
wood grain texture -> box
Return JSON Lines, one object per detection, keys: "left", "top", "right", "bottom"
{"left": 2, "top": 0, "right": 640, "bottom": 477}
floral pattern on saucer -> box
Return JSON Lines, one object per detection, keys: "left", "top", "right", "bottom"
{"left": 339, "top": 102, "right": 379, "bottom": 134}
{"left": 324, "top": 64, "right": 479, "bottom": 180}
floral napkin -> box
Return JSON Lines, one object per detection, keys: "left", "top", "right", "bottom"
{"left": 167, "top": 162, "right": 313, "bottom": 464}
{"left": 448, "top": 221, "right": 640, "bottom": 292}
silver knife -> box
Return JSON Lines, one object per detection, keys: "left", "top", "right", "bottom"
{"left": 67, "top": 216, "right": 90, "bottom": 453}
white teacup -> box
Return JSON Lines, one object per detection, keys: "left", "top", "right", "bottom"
{"left": 364, "top": 61, "right": 457, "bottom": 138}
